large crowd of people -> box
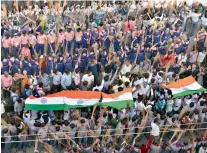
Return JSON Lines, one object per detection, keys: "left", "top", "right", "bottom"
{"left": 1, "top": 0, "right": 207, "bottom": 153}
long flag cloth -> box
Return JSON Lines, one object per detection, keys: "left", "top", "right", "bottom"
{"left": 163, "top": 76, "right": 206, "bottom": 98}
{"left": 25, "top": 88, "right": 134, "bottom": 110}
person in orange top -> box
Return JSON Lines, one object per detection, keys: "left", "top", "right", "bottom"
{"left": 15, "top": 70, "right": 31, "bottom": 93}
{"left": 21, "top": 46, "right": 31, "bottom": 60}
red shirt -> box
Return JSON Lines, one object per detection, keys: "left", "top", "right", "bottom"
{"left": 160, "top": 54, "right": 176, "bottom": 67}
{"left": 138, "top": 135, "right": 153, "bottom": 153}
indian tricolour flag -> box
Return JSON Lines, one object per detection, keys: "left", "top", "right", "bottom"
{"left": 101, "top": 88, "right": 134, "bottom": 110}
{"left": 25, "top": 91, "right": 101, "bottom": 110}
{"left": 163, "top": 76, "right": 206, "bottom": 98}
{"left": 25, "top": 89, "right": 134, "bottom": 110}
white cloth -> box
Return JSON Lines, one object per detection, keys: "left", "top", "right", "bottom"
{"left": 191, "top": 12, "right": 201, "bottom": 22}
{"left": 201, "top": 16, "right": 207, "bottom": 26}
{"left": 81, "top": 74, "right": 94, "bottom": 86}
{"left": 151, "top": 122, "right": 160, "bottom": 136}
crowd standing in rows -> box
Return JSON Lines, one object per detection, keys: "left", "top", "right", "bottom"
{"left": 1, "top": 0, "right": 207, "bottom": 153}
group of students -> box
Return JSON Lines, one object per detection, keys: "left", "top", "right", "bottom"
{"left": 1, "top": 0, "right": 207, "bottom": 153}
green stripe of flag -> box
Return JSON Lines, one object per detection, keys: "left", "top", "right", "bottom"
{"left": 101, "top": 100, "right": 134, "bottom": 110}
{"left": 173, "top": 87, "right": 206, "bottom": 98}
{"left": 25, "top": 104, "right": 66, "bottom": 110}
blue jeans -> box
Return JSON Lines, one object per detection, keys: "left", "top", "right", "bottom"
{"left": 12, "top": 46, "right": 19, "bottom": 57}
{"left": 74, "top": 41, "right": 82, "bottom": 49}
{"left": 189, "top": 21, "right": 197, "bottom": 37}
{"left": 3, "top": 47, "right": 9, "bottom": 58}
{"left": 4, "top": 142, "right": 11, "bottom": 153}
{"left": 36, "top": 43, "right": 44, "bottom": 55}
{"left": 48, "top": 43, "right": 55, "bottom": 54}
{"left": 67, "top": 41, "right": 73, "bottom": 53}
{"left": 17, "top": 141, "right": 27, "bottom": 152}
{"left": 78, "top": 136, "right": 88, "bottom": 145}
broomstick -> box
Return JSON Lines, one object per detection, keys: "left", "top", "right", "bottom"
{"left": 63, "top": 133, "right": 81, "bottom": 150}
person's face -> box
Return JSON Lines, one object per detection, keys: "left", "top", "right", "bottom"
{"left": 4, "top": 72, "right": 8, "bottom": 77}
{"left": 23, "top": 70, "right": 27, "bottom": 75}
{"left": 88, "top": 72, "right": 92, "bottom": 76}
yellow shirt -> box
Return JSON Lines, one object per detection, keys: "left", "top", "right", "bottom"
{"left": 39, "top": 15, "right": 47, "bottom": 28}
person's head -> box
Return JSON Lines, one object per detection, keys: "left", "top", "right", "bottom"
{"left": 80, "top": 119, "right": 85, "bottom": 125}
{"left": 195, "top": 9, "right": 199, "bottom": 13}
{"left": 87, "top": 70, "right": 92, "bottom": 76}
{"left": 154, "top": 118, "right": 158, "bottom": 124}
{"left": 189, "top": 102, "right": 195, "bottom": 108}
{"left": 125, "top": 72, "right": 131, "bottom": 78}
{"left": 83, "top": 81, "right": 88, "bottom": 86}
{"left": 104, "top": 75, "right": 109, "bottom": 81}
{"left": 23, "top": 70, "right": 27, "bottom": 75}
{"left": 38, "top": 82, "right": 43, "bottom": 88}
{"left": 75, "top": 68, "right": 80, "bottom": 74}
{"left": 22, "top": 31, "right": 26, "bottom": 35}
{"left": 53, "top": 69, "right": 58, "bottom": 74}
{"left": 5, "top": 33, "right": 10, "bottom": 39}
{"left": 56, "top": 126, "right": 60, "bottom": 131}
{"left": 17, "top": 98, "right": 22, "bottom": 103}
{"left": 124, "top": 81, "right": 130, "bottom": 88}
{"left": 70, "top": 123, "right": 75, "bottom": 129}
{"left": 3, "top": 71, "right": 9, "bottom": 77}
{"left": 118, "top": 87, "right": 123, "bottom": 92}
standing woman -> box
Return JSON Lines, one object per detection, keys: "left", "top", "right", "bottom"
{"left": 2, "top": 33, "right": 12, "bottom": 58}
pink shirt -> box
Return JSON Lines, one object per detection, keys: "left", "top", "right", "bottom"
{"left": 12, "top": 36, "right": 21, "bottom": 47}
{"left": 1, "top": 75, "right": 12, "bottom": 88}
{"left": 21, "top": 47, "right": 31, "bottom": 60}
{"left": 75, "top": 31, "right": 83, "bottom": 41}
{"left": 58, "top": 33, "right": 65, "bottom": 44}
{"left": 47, "top": 35, "right": 57, "bottom": 44}
{"left": 28, "top": 35, "right": 37, "bottom": 46}
{"left": 98, "top": 26, "right": 104, "bottom": 33}
{"left": 2, "top": 37, "right": 12, "bottom": 48}
{"left": 37, "top": 34, "right": 46, "bottom": 44}
{"left": 65, "top": 31, "right": 74, "bottom": 41}
{"left": 124, "top": 21, "right": 135, "bottom": 32}
{"left": 20, "top": 35, "right": 29, "bottom": 45}
{"left": 189, "top": 51, "right": 198, "bottom": 63}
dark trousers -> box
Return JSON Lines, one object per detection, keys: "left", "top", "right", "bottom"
{"left": 51, "top": 84, "right": 61, "bottom": 93}
{"left": 2, "top": 89, "right": 10, "bottom": 99}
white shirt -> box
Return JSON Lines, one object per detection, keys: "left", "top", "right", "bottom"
{"left": 140, "top": 85, "right": 150, "bottom": 95}
{"left": 198, "top": 52, "right": 206, "bottom": 63}
{"left": 151, "top": 122, "right": 160, "bottom": 136}
{"left": 201, "top": 16, "right": 207, "bottom": 26}
{"left": 173, "top": 98, "right": 182, "bottom": 111}
{"left": 81, "top": 74, "right": 94, "bottom": 86}
{"left": 121, "top": 64, "right": 132, "bottom": 75}
{"left": 1, "top": 103, "right": 5, "bottom": 114}
{"left": 191, "top": 12, "right": 201, "bottom": 22}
